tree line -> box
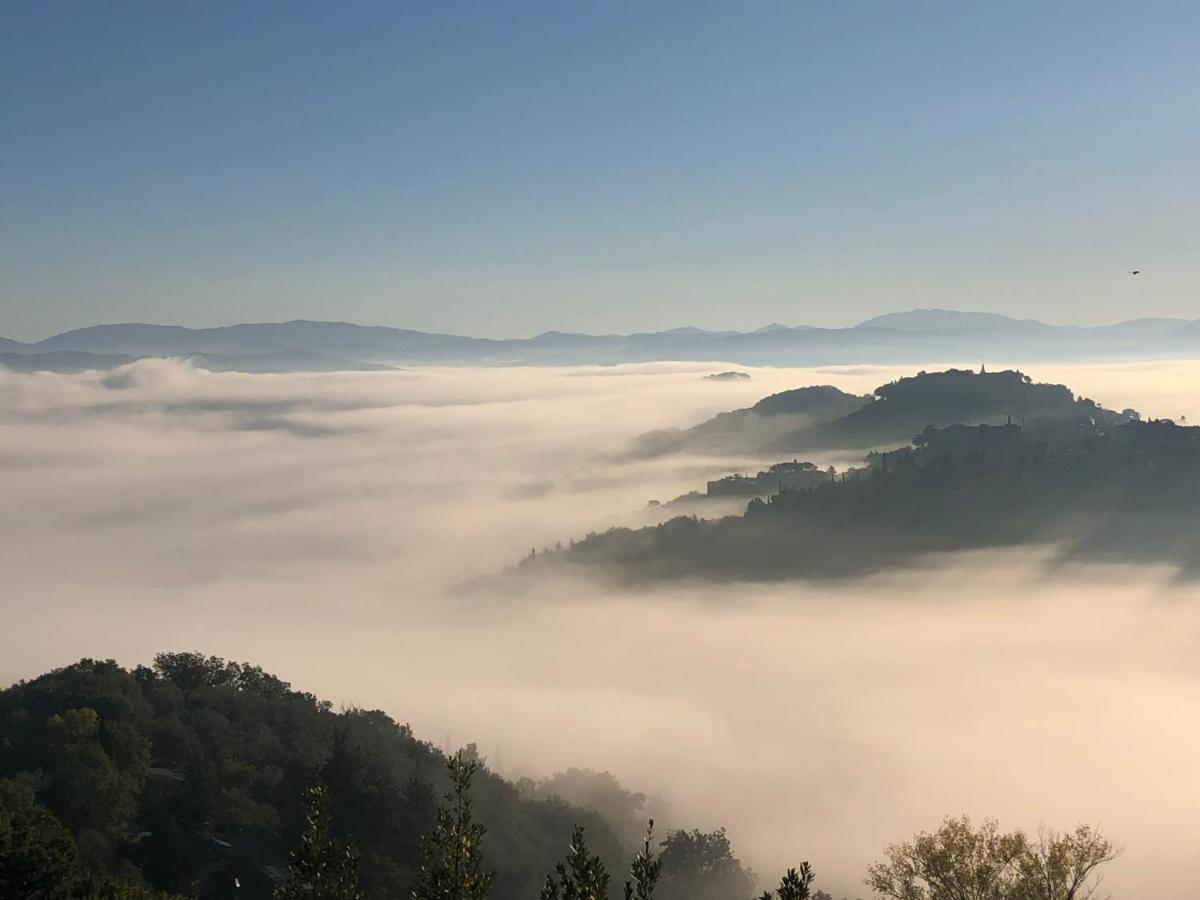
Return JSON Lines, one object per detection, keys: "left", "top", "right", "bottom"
{"left": 277, "top": 751, "right": 1118, "bottom": 900}
{"left": 0, "top": 655, "right": 1118, "bottom": 899}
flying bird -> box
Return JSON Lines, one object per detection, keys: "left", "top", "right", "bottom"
{"left": 1129, "top": 270, "right": 1140, "bottom": 275}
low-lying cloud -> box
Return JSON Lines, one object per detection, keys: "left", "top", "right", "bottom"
{"left": 3, "top": 357, "right": 1200, "bottom": 897}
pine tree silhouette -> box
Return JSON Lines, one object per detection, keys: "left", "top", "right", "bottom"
{"left": 275, "top": 785, "right": 363, "bottom": 900}
{"left": 412, "top": 751, "right": 494, "bottom": 900}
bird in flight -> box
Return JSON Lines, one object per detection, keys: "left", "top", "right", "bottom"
{"left": 1129, "top": 270, "right": 1141, "bottom": 275}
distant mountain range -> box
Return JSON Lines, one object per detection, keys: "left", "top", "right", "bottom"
{"left": 3, "top": 309, "right": 1199, "bottom": 373}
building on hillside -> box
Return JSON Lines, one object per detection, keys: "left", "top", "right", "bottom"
{"left": 706, "top": 459, "right": 833, "bottom": 497}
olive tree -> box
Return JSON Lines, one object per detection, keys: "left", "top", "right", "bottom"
{"left": 866, "top": 817, "right": 1119, "bottom": 900}
{"left": 866, "top": 815, "right": 1026, "bottom": 900}
{"left": 1012, "top": 826, "right": 1118, "bottom": 900}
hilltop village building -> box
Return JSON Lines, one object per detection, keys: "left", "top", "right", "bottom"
{"left": 707, "top": 460, "right": 833, "bottom": 497}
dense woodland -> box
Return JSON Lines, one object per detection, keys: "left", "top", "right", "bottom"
{"left": 0, "top": 654, "right": 772, "bottom": 900}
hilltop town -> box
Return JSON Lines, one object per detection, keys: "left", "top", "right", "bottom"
{"left": 525, "top": 369, "right": 1200, "bottom": 581}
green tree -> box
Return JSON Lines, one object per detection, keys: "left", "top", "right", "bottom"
{"left": 0, "top": 779, "right": 182, "bottom": 900}
{"left": 868, "top": 816, "right": 1027, "bottom": 900}
{"left": 539, "top": 825, "right": 610, "bottom": 900}
{"left": 413, "top": 751, "right": 494, "bottom": 900}
{"left": 1012, "top": 826, "right": 1118, "bottom": 900}
{"left": 0, "top": 779, "right": 82, "bottom": 899}
{"left": 657, "top": 828, "right": 754, "bottom": 900}
{"left": 865, "top": 816, "right": 1028, "bottom": 900}
{"left": 623, "top": 821, "right": 661, "bottom": 900}
{"left": 760, "top": 863, "right": 816, "bottom": 900}
{"left": 275, "top": 785, "right": 364, "bottom": 900}
{"left": 867, "top": 817, "right": 1120, "bottom": 900}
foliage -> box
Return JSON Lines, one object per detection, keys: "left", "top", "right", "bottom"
{"left": 867, "top": 815, "right": 1026, "bottom": 900}
{"left": 1012, "top": 826, "right": 1118, "bottom": 900}
{"left": 865, "top": 816, "right": 1118, "bottom": 900}
{"left": 412, "top": 752, "right": 494, "bottom": 900}
{"left": 623, "top": 821, "right": 661, "bottom": 900}
{"left": 0, "top": 778, "right": 182, "bottom": 900}
{"left": 518, "top": 769, "right": 650, "bottom": 847}
{"left": 540, "top": 825, "right": 611, "bottom": 900}
{"left": 760, "top": 863, "right": 816, "bottom": 900}
{"left": 656, "top": 827, "right": 755, "bottom": 900}
{"left": 0, "top": 778, "right": 81, "bottom": 899}
{"left": 0, "top": 654, "right": 627, "bottom": 900}
{"left": 273, "top": 785, "right": 363, "bottom": 900}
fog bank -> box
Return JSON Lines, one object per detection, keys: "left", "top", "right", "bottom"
{"left": 3, "top": 358, "right": 1200, "bottom": 897}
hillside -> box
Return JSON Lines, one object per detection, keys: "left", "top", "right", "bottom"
{"left": 0, "top": 654, "right": 639, "bottom": 900}
{"left": 803, "top": 368, "right": 1096, "bottom": 448}
{"left": 633, "top": 368, "right": 1111, "bottom": 457}
{"left": 631, "top": 385, "right": 867, "bottom": 456}
{"left": 529, "top": 416, "right": 1200, "bottom": 583}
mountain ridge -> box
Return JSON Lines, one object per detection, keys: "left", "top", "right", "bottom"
{"left": 3, "top": 310, "right": 1198, "bottom": 372}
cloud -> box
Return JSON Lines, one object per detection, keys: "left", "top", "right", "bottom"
{"left": 2, "top": 357, "right": 1200, "bottom": 897}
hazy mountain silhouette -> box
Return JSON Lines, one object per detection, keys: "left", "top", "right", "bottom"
{"left": 0, "top": 347, "right": 397, "bottom": 374}
{"left": 0, "top": 351, "right": 142, "bottom": 373}
{"left": 632, "top": 368, "right": 1100, "bottom": 457}
{"left": 855, "top": 309, "right": 1057, "bottom": 335}
{"left": 631, "top": 385, "right": 868, "bottom": 457}
{"left": 3, "top": 310, "right": 1200, "bottom": 371}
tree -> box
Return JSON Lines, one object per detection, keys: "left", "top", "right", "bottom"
{"left": 0, "top": 779, "right": 82, "bottom": 899}
{"left": 275, "top": 785, "right": 364, "bottom": 900}
{"left": 540, "top": 825, "right": 611, "bottom": 900}
{"left": 0, "top": 779, "right": 182, "bottom": 900}
{"left": 623, "top": 821, "right": 661, "bottom": 900}
{"left": 865, "top": 815, "right": 1026, "bottom": 900}
{"left": 657, "top": 828, "right": 754, "bottom": 900}
{"left": 866, "top": 818, "right": 1119, "bottom": 900}
{"left": 760, "top": 863, "right": 816, "bottom": 900}
{"left": 413, "top": 751, "right": 494, "bottom": 900}
{"left": 1012, "top": 826, "right": 1118, "bottom": 900}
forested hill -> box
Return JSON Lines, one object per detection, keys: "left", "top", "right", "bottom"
{"left": 812, "top": 368, "right": 1087, "bottom": 446}
{"left": 632, "top": 368, "right": 1115, "bottom": 457}
{"left": 533, "top": 417, "right": 1200, "bottom": 582}
{"left": 0, "top": 654, "right": 760, "bottom": 900}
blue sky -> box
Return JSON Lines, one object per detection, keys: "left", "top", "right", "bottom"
{"left": 2, "top": 1, "right": 1197, "bottom": 339}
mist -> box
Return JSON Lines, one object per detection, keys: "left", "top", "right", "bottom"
{"left": 3, "top": 358, "right": 1200, "bottom": 898}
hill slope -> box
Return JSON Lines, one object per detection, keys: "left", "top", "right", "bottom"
{"left": 633, "top": 368, "right": 1107, "bottom": 457}
{"left": 0, "top": 653, "right": 630, "bottom": 900}
{"left": 533, "top": 396, "right": 1198, "bottom": 582}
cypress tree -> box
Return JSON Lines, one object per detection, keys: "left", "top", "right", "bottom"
{"left": 539, "top": 825, "right": 610, "bottom": 900}
{"left": 412, "top": 751, "right": 494, "bottom": 900}
{"left": 622, "top": 820, "right": 661, "bottom": 900}
{"left": 275, "top": 785, "right": 363, "bottom": 900}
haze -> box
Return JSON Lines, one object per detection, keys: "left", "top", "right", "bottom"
{"left": 4, "top": 359, "right": 1200, "bottom": 897}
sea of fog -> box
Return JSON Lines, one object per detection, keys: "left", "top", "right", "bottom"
{"left": 3, "top": 358, "right": 1200, "bottom": 897}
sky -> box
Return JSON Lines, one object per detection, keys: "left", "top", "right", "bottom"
{"left": 2, "top": 1, "right": 1198, "bottom": 341}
